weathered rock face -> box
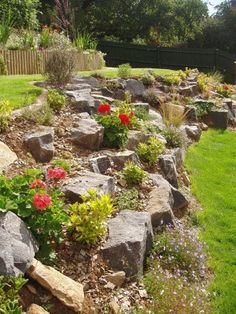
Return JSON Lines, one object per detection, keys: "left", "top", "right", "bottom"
{"left": 72, "top": 76, "right": 99, "bottom": 89}
{"left": 102, "top": 210, "right": 153, "bottom": 277}
{"left": 108, "top": 150, "right": 140, "bottom": 170}
{"left": 125, "top": 79, "right": 145, "bottom": 97}
{"left": 71, "top": 92, "right": 95, "bottom": 113}
{"left": 149, "top": 109, "right": 166, "bottom": 131}
{"left": 148, "top": 174, "right": 174, "bottom": 227}
{"left": 71, "top": 118, "right": 104, "bottom": 150}
{"left": 62, "top": 171, "right": 115, "bottom": 203}
{"left": 90, "top": 155, "right": 111, "bottom": 174}
{"left": 24, "top": 127, "right": 54, "bottom": 163}
{"left": 27, "top": 304, "right": 49, "bottom": 314}
{"left": 0, "top": 141, "right": 18, "bottom": 173}
{"left": 208, "top": 110, "right": 228, "bottom": 129}
{"left": 183, "top": 125, "right": 202, "bottom": 141}
{"left": 159, "top": 154, "right": 178, "bottom": 188}
{"left": 171, "top": 186, "right": 189, "bottom": 211}
{"left": 27, "top": 259, "right": 84, "bottom": 313}
{"left": 125, "top": 131, "right": 149, "bottom": 150}
{"left": 170, "top": 148, "right": 185, "bottom": 170}
{"left": 179, "top": 85, "right": 199, "bottom": 97}
{"left": 0, "top": 212, "right": 38, "bottom": 276}
{"left": 223, "top": 99, "right": 236, "bottom": 126}
{"left": 104, "top": 271, "right": 126, "bottom": 287}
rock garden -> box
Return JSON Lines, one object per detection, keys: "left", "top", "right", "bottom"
{"left": 0, "top": 58, "right": 236, "bottom": 314}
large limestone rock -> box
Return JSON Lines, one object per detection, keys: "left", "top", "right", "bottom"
{"left": 72, "top": 76, "right": 99, "bottom": 89}
{"left": 182, "top": 125, "right": 202, "bottom": 141}
{"left": 125, "top": 131, "right": 149, "bottom": 150}
{"left": 27, "top": 259, "right": 84, "bottom": 313}
{"left": 0, "top": 212, "right": 38, "bottom": 276}
{"left": 62, "top": 171, "right": 115, "bottom": 203}
{"left": 108, "top": 150, "right": 140, "bottom": 170}
{"left": 90, "top": 155, "right": 111, "bottom": 174}
{"left": 24, "top": 127, "right": 54, "bottom": 163}
{"left": 70, "top": 92, "right": 95, "bottom": 113}
{"left": 102, "top": 210, "right": 153, "bottom": 277}
{"left": 159, "top": 154, "right": 178, "bottom": 188}
{"left": 27, "top": 304, "right": 49, "bottom": 314}
{"left": 0, "top": 142, "right": 17, "bottom": 173}
{"left": 125, "top": 79, "right": 145, "bottom": 97}
{"left": 71, "top": 118, "right": 104, "bottom": 150}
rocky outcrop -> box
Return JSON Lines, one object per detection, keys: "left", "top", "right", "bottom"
{"left": 125, "top": 79, "right": 145, "bottom": 97}
{"left": 182, "top": 125, "right": 202, "bottom": 141}
{"left": 102, "top": 210, "right": 153, "bottom": 277}
{"left": 108, "top": 150, "right": 140, "bottom": 170}
{"left": 62, "top": 171, "right": 115, "bottom": 203}
{"left": 159, "top": 154, "right": 178, "bottom": 188}
{"left": 0, "top": 141, "right": 17, "bottom": 173}
{"left": 0, "top": 212, "right": 38, "bottom": 276}
{"left": 27, "top": 259, "right": 84, "bottom": 313}
{"left": 24, "top": 127, "right": 54, "bottom": 163}
{"left": 125, "top": 131, "right": 149, "bottom": 150}
{"left": 90, "top": 155, "right": 111, "bottom": 174}
{"left": 27, "top": 304, "right": 49, "bottom": 314}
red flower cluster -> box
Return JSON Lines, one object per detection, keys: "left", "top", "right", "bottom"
{"left": 47, "top": 167, "right": 67, "bottom": 179}
{"left": 223, "top": 85, "right": 230, "bottom": 91}
{"left": 129, "top": 111, "right": 135, "bottom": 118}
{"left": 33, "top": 193, "right": 52, "bottom": 211}
{"left": 98, "top": 103, "right": 111, "bottom": 114}
{"left": 30, "top": 179, "right": 47, "bottom": 189}
{"left": 118, "top": 113, "right": 130, "bottom": 125}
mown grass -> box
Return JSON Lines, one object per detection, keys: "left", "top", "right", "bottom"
{"left": 0, "top": 75, "right": 43, "bottom": 109}
{"left": 185, "top": 129, "right": 236, "bottom": 314}
{"left": 79, "top": 67, "right": 176, "bottom": 78}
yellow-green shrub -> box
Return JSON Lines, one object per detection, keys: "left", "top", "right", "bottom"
{"left": 47, "top": 89, "right": 66, "bottom": 111}
{"left": 137, "top": 137, "right": 164, "bottom": 166}
{"left": 0, "top": 100, "right": 12, "bottom": 131}
{"left": 120, "top": 161, "right": 146, "bottom": 186}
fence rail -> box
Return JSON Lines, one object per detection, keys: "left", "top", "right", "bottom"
{"left": 0, "top": 50, "right": 104, "bottom": 75}
{"left": 98, "top": 41, "right": 236, "bottom": 83}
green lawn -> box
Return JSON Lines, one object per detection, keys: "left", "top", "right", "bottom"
{"left": 0, "top": 75, "right": 43, "bottom": 110}
{"left": 79, "top": 67, "right": 176, "bottom": 78}
{"left": 185, "top": 129, "right": 236, "bottom": 314}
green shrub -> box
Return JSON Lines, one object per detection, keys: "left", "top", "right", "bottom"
{"left": 117, "top": 63, "right": 132, "bottom": 79}
{"left": 141, "top": 71, "right": 155, "bottom": 85}
{"left": 143, "top": 89, "right": 161, "bottom": 108}
{"left": 0, "top": 100, "right": 12, "bottom": 131}
{"left": 68, "top": 189, "right": 113, "bottom": 244}
{"left": 162, "top": 127, "right": 184, "bottom": 148}
{"left": 96, "top": 114, "right": 129, "bottom": 148}
{"left": 164, "top": 74, "right": 181, "bottom": 86}
{"left": 0, "top": 54, "right": 7, "bottom": 75}
{"left": 40, "top": 26, "right": 51, "bottom": 48}
{"left": 0, "top": 276, "right": 27, "bottom": 314}
{"left": 134, "top": 106, "right": 151, "bottom": 121}
{"left": 51, "top": 159, "right": 71, "bottom": 173}
{"left": 194, "top": 101, "right": 215, "bottom": 117}
{"left": 73, "top": 32, "right": 98, "bottom": 50}
{"left": 115, "top": 188, "right": 139, "bottom": 211}
{"left": 36, "top": 103, "right": 54, "bottom": 126}
{"left": 136, "top": 137, "right": 164, "bottom": 166}
{"left": 47, "top": 89, "right": 66, "bottom": 111}
{"left": 44, "top": 50, "right": 77, "bottom": 86}
{"left": 120, "top": 161, "right": 146, "bottom": 186}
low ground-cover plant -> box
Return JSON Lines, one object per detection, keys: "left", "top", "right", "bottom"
{"left": 143, "top": 89, "right": 161, "bottom": 108}
{"left": 0, "top": 168, "right": 69, "bottom": 260}
{"left": 120, "top": 161, "right": 146, "bottom": 186}
{"left": 216, "top": 84, "right": 234, "bottom": 98}
{"left": 162, "top": 127, "right": 184, "bottom": 148}
{"left": 23, "top": 102, "right": 54, "bottom": 126}
{"left": 115, "top": 188, "right": 139, "bottom": 211}
{"left": 117, "top": 63, "right": 132, "bottom": 79}
{"left": 68, "top": 189, "right": 113, "bottom": 244}
{"left": 0, "top": 276, "right": 27, "bottom": 314}
{"left": 47, "top": 89, "right": 66, "bottom": 111}
{"left": 134, "top": 106, "right": 151, "bottom": 121}
{"left": 51, "top": 158, "right": 71, "bottom": 173}
{"left": 137, "top": 137, "right": 164, "bottom": 166}
{"left": 0, "top": 100, "right": 12, "bottom": 131}
{"left": 194, "top": 101, "right": 215, "bottom": 117}
{"left": 141, "top": 71, "right": 155, "bottom": 85}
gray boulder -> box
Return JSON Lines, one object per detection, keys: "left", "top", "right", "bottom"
{"left": 71, "top": 118, "right": 104, "bottom": 150}
{"left": 179, "top": 85, "right": 199, "bottom": 97}
{"left": 90, "top": 156, "right": 111, "bottom": 174}
{"left": 125, "top": 79, "right": 145, "bottom": 97}
{"left": 67, "top": 90, "right": 95, "bottom": 113}
{"left": 72, "top": 76, "right": 99, "bottom": 89}
{"left": 208, "top": 110, "right": 228, "bottom": 129}
{"left": 170, "top": 148, "right": 185, "bottom": 169}
{"left": 108, "top": 150, "right": 140, "bottom": 170}
{"left": 62, "top": 171, "right": 115, "bottom": 203}
{"left": 0, "top": 142, "right": 18, "bottom": 174}
{"left": 183, "top": 125, "right": 202, "bottom": 141}
{"left": 102, "top": 210, "right": 153, "bottom": 277}
{"left": 0, "top": 212, "right": 38, "bottom": 276}
{"left": 125, "top": 131, "right": 149, "bottom": 150}
{"left": 159, "top": 154, "right": 178, "bottom": 188}
{"left": 171, "top": 187, "right": 189, "bottom": 211}
{"left": 24, "top": 127, "right": 54, "bottom": 163}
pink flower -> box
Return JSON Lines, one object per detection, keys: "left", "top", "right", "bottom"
{"left": 30, "top": 179, "right": 47, "bottom": 189}
{"left": 47, "top": 167, "right": 67, "bottom": 179}
{"left": 33, "top": 193, "right": 52, "bottom": 211}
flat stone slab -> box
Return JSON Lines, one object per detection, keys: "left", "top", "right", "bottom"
{"left": 102, "top": 210, "right": 153, "bottom": 277}
{"left": 27, "top": 259, "right": 84, "bottom": 313}
{"left": 62, "top": 171, "right": 115, "bottom": 202}
{"left": 108, "top": 150, "right": 140, "bottom": 170}
{"left": 0, "top": 142, "right": 17, "bottom": 173}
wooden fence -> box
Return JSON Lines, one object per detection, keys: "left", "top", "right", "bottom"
{"left": 98, "top": 41, "right": 236, "bottom": 83}
{"left": 0, "top": 50, "right": 104, "bottom": 75}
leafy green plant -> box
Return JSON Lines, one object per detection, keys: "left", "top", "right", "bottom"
{"left": 141, "top": 71, "right": 155, "bottom": 85}
{"left": 194, "top": 101, "right": 215, "bottom": 117}
{"left": 36, "top": 103, "right": 54, "bottom": 126}
{"left": 120, "top": 161, "right": 146, "bottom": 186}
{"left": 0, "top": 55, "right": 7, "bottom": 75}
{"left": 51, "top": 159, "right": 71, "bottom": 172}
{"left": 134, "top": 106, "right": 151, "bottom": 121}
{"left": 73, "top": 32, "right": 98, "bottom": 50}
{"left": 95, "top": 114, "right": 129, "bottom": 148}
{"left": 117, "top": 63, "right": 132, "bottom": 79}
{"left": 164, "top": 74, "right": 182, "bottom": 85}
{"left": 40, "top": 26, "right": 51, "bottom": 49}
{"left": 47, "top": 89, "right": 66, "bottom": 111}
{"left": 143, "top": 89, "right": 161, "bottom": 108}
{"left": 68, "top": 189, "right": 113, "bottom": 244}
{"left": 162, "top": 127, "right": 184, "bottom": 148}
{"left": 216, "top": 84, "right": 234, "bottom": 98}
{"left": 0, "top": 276, "right": 27, "bottom": 314}
{"left": 0, "top": 11, "right": 15, "bottom": 45}
{"left": 0, "top": 169, "right": 69, "bottom": 258}
{"left": 5, "top": 33, "right": 23, "bottom": 50}
{"left": 137, "top": 137, "right": 164, "bottom": 166}
{"left": 0, "top": 100, "right": 12, "bottom": 132}
{"left": 115, "top": 188, "right": 139, "bottom": 211}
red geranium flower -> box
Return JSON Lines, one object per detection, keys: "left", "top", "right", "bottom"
{"left": 98, "top": 103, "right": 111, "bottom": 114}
{"left": 118, "top": 113, "right": 130, "bottom": 125}
{"left": 33, "top": 193, "right": 52, "bottom": 211}
{"left": 47, "top": 167, "right": 67, "bottom": 179}
{"left": 223, "top": 85, "right": 229, "bottom": 91}
{"left": 30, "top": 179, "right": 47, "bottom": 189}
